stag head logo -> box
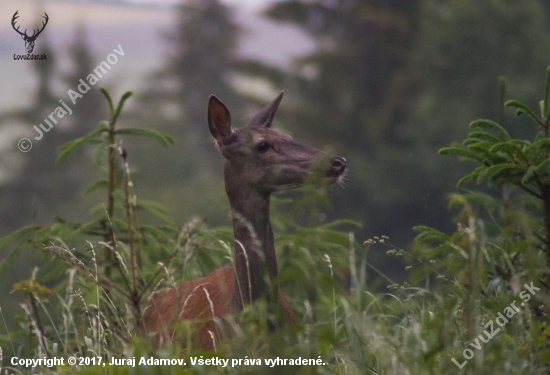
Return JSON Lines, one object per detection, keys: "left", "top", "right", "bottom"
{"left": 11, "top": 11, "right": 49, "bottom": 54}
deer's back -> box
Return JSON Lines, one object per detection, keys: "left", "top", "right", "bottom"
{"left": 142, "top": 264, "right": 297, "bottom": 349}
{"left": 142, "top": 264, "right": 237, "bottom": 349}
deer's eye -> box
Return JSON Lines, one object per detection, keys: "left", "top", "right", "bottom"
{"left": 256, "top": 142, "right": 270, "bottom": 153}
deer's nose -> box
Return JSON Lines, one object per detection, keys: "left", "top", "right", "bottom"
{"left": 330, "top": 156, "right": 346, "bottom": 174}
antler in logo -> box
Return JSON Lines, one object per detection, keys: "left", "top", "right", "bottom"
{"left": 12, "top": 11, "right": 49, "bottom": 54}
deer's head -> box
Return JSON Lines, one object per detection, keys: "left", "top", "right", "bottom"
{"left": 12, "top": 11, "right": 49, "bottom": 54}
{"left": 208, "top": 92, "right": 346, "bottom": 193}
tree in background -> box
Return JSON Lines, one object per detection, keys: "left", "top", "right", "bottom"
{"left": 58, "top": 24, "right": 107, "bottom": 216}
{"left": 266, "top": 0, "right": 420, "bottom": 150}
{"left": 0, "top": 25, "right": 107, "bottom": 236}
{"left": 133, "top": 0, "right": 252, "bottom": 225}
{"left": 263, "top": 0, "right": 550, "bottom": 254}
{"left": 400, "top": 0, "right": 550, "bottom": 239}
{"left": 0, "top": 39, "right": 62, "bottom": 234}
{"left": 262, "top": 0, "right": 421, "bottom": 258}
{"left": 139, "top": 0, "right": 245, "bottom": 142}
{"left": 62, "top": 24, "right": 106, "bottom": 144}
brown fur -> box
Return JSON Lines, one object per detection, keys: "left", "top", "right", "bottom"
{"left": 141, "top": 265, "right": 296, "bottom": 350}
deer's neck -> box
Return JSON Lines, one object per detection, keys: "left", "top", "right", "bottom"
{"left": 224, "top": 164, "right": 278, "bottom": 306}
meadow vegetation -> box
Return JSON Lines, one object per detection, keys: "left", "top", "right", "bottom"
{"left": 2, "top": 68, "right": 550, "bottom": 374}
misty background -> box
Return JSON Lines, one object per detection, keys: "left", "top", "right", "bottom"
{"left": 1, "top": 0, "right": 550, "bottom": 324}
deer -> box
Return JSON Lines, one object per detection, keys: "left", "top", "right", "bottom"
{"left": 11, "top": 11, "right": 49, "bottom": 54}
{"left": 141, "top": 92, "right": 346, "bottom": 350}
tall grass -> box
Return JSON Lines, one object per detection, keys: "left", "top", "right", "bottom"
{"left": 0, "top": 84, "right": 549, "bottom": 374}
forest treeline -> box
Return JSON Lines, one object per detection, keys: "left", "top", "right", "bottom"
{"left": 2, "top": 0, "right": 550, "bottom": 289}
{"left": 2, "top": 1, "right": 550, "bottom": 373}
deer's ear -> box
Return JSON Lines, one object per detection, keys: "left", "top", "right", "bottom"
{"left": 250, "top": 91, "right": 284, "bottom": 128}
{"left": 208, "top": 95, "right": 232, "bottom": 143}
